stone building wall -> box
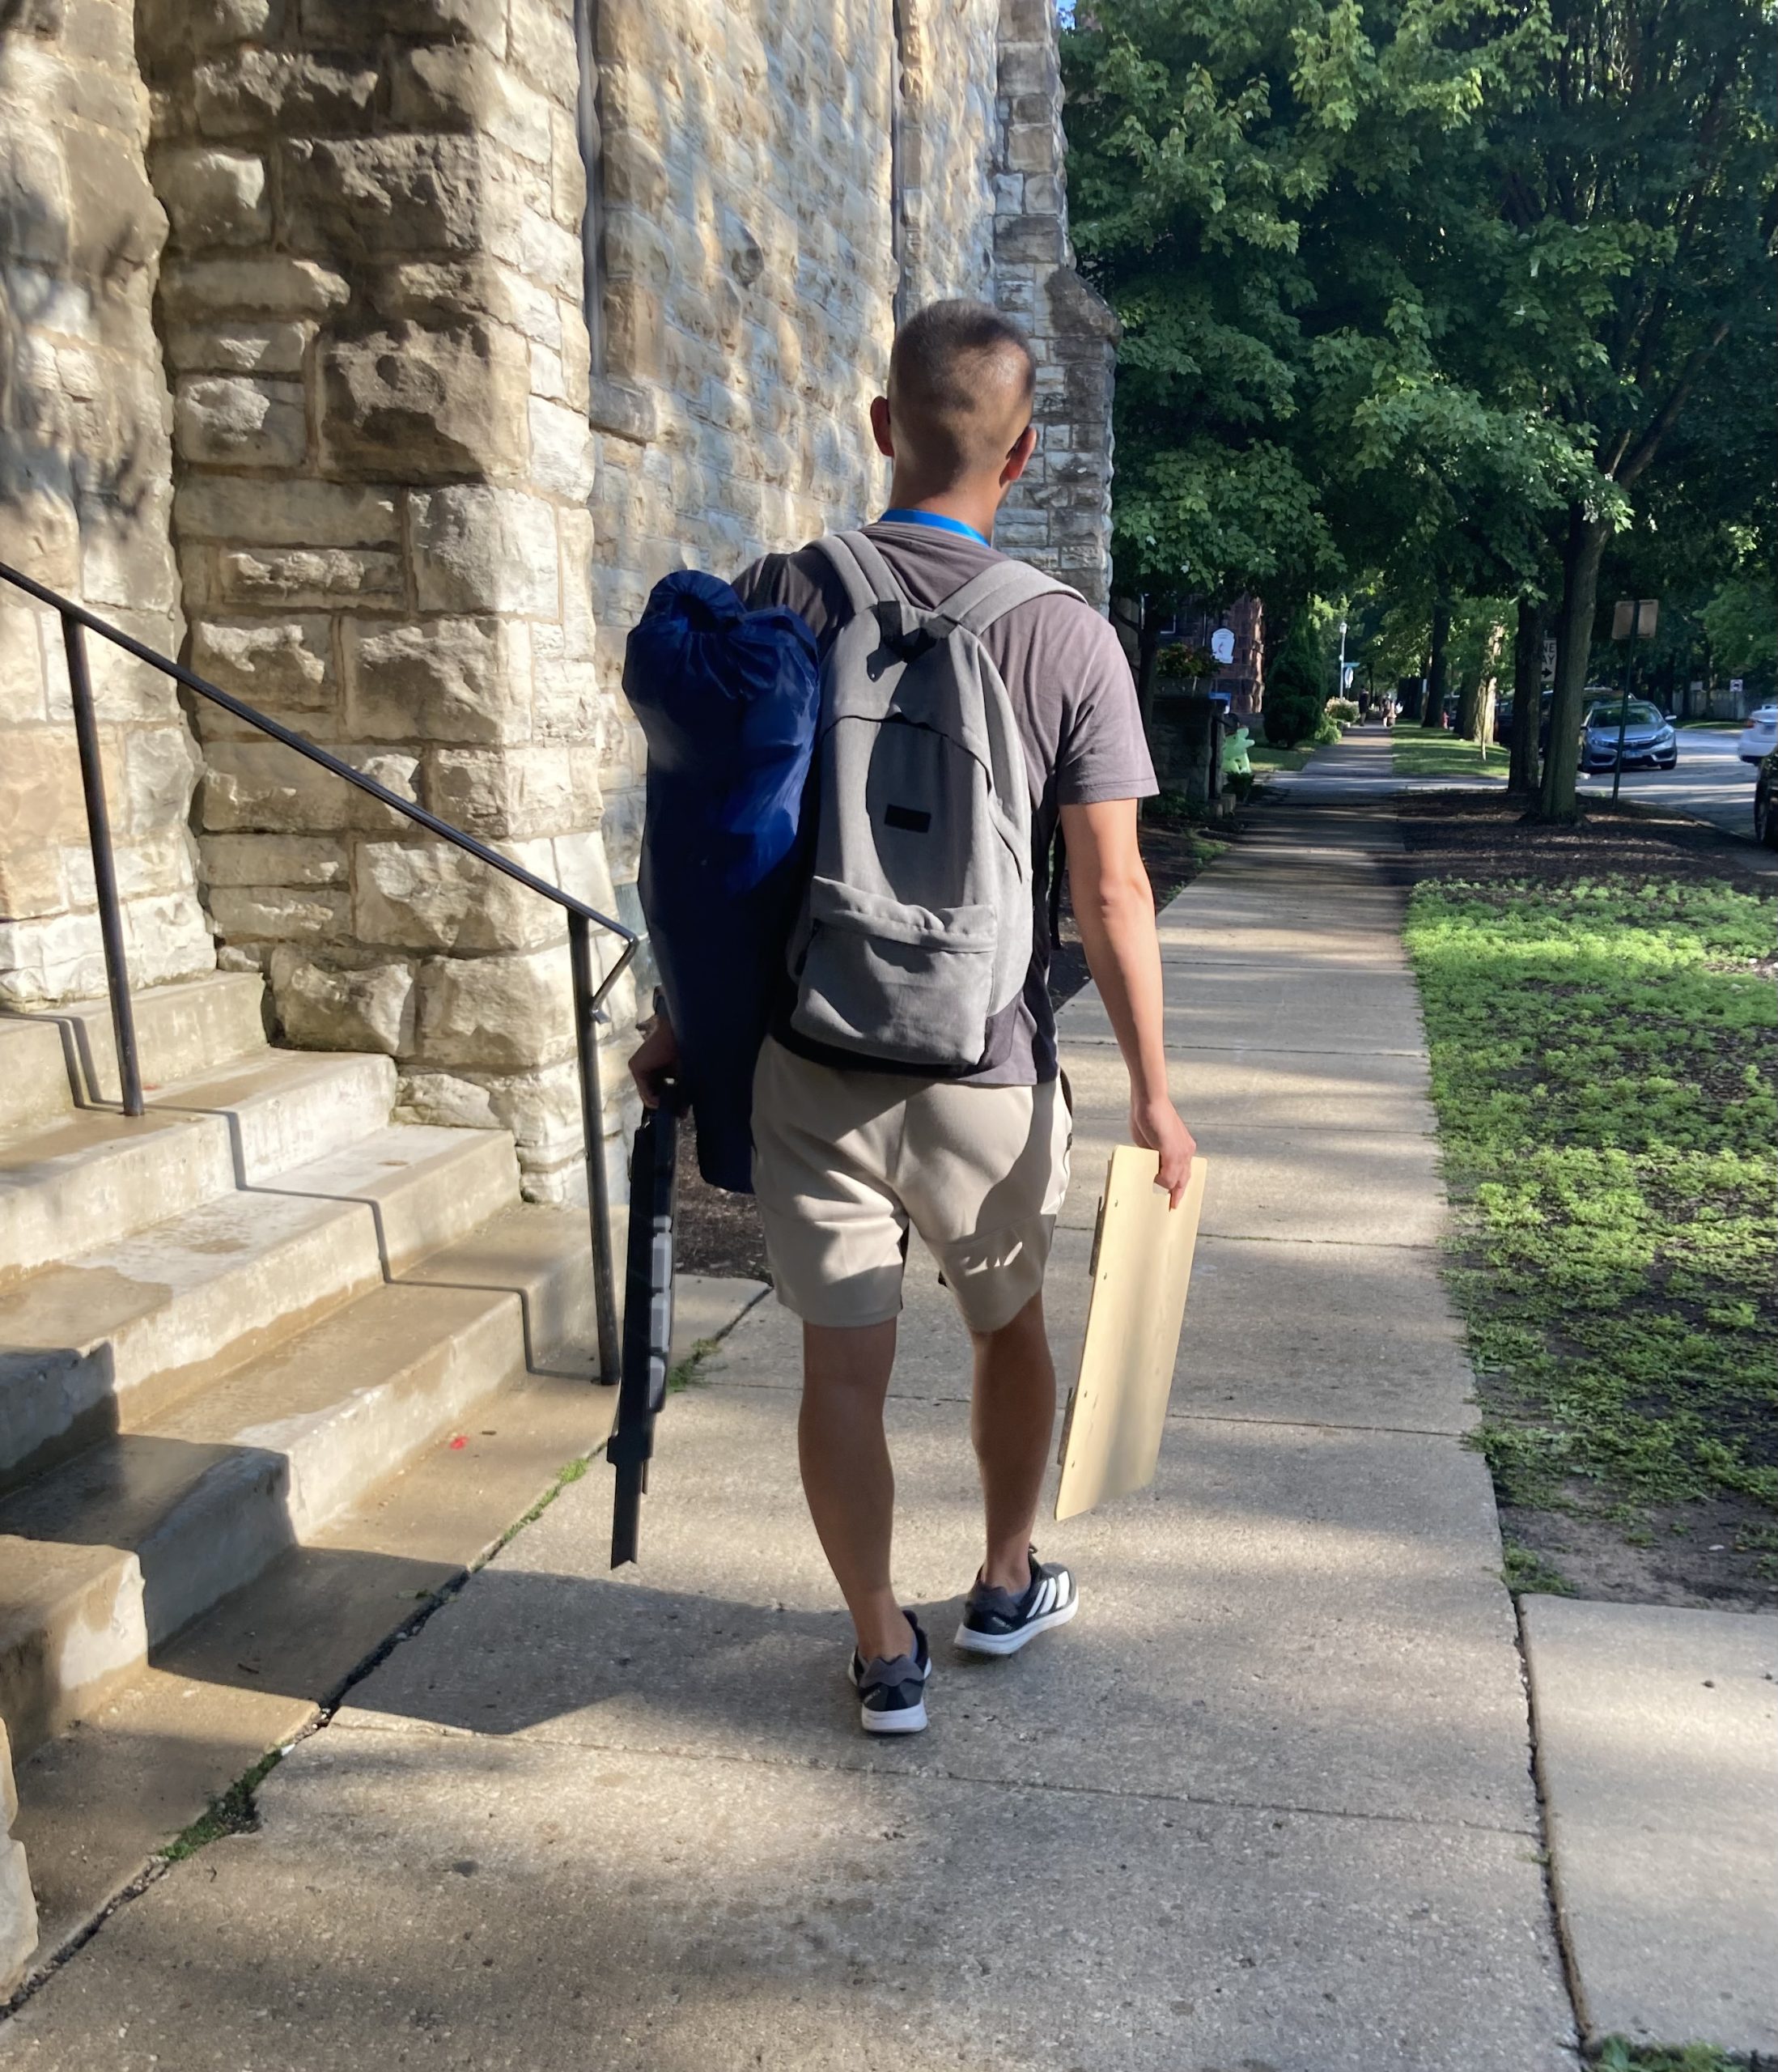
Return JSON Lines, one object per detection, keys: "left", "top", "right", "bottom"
{"left": 138, "top": 0, "right": 628, "bottom": 1201}
{"left": 0, "top": 0, "right": 213, "bottom": 1008}
{"left": 991, "top": 0, "right": 1119, "bottom": 613}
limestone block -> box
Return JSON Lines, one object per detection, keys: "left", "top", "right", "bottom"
{"left": 995, "top": 211, "right": 1065, "bottom": 263}
{"left": 0, "top": 844, "right": 66, "bottom": 919}
{"left": 352, "top": 837, "right": 566, "bottom": 953}
{"left": 397, "top": 1067, "right": 499, "bottom": 1129}
{"left": 154, "top": 147, "right": 268, "bottom": 248}
{"left": 603, "top": 130, "right": 668, "bottom": 214}
{"left": 282, "top": 137, "right": 491, "bottom": 261}
{"left": 549, "top": 827, "right": 619, "bottom": 916}
{"left": 507, "top": 0, "right": 576, "bottom": 90}
{"left": 296, "top": 0, "right": 505, "bottom": 53}
{"left": 202, "top": 833, "right": 347, "bottom": 887}
{"left": 422, "top": 743, "right": 599, "bottom": 839}
{"left": 318, "top": 320, "right": 531, "bottom": 482}
{"left": 64, "top": 826, "right": 197, "bottom": 906}
{"left": 163, "top": 321, "right": 309, "bottom": 376}
{"left": 192, "top": 617, "right": 332, "bottom": 705}
{"left": 389, "top": 45, "right": 553, "bottom": 165}
{"left": 79, "top": 501, "right": 179, "bottom": 614}
{"left": 342, "top": 615, "right": 533, "bottom": 745}
{"left": 532, "top": 651, "right": 600, "bottom": 740}
{"left": 0, "top": 728, "right": 87, "bottom": 851}
{"left": 269, "top": 945, "right": 415, "bottom": 1055}
{"left": 603, "top": 279, "right": 664, "bottom": 380}
{"left": 192, "top": 53, "right": 379, "bottom": 137}
{"left": 516, "top": 210, "right": 581, "bottom": 300}
{"left": 375, "top": 258, "right": 562, "bottom": 350}
{"left": 62, "top": 127, "right": 163, "bottom": 278}
{"left": 549, "top": 106, "right": 585, "bottom": 231}
{"left": 124, "top": 725, "right": 202, "bottom": 838}
{"left": 527, "top": 397, "right": 593, "bottom": 498}
{"left": 162, "top": 256, "right": 349, "bottom": 319}
{"left": 120, "top": 890, "right": 217, "bottom": 988}
{"left": 603, "top": 209, "right": 671, "bottom": 291}
{"left": 201, "top": 741, "right": 418, "bottom": 834}
{"left": 409, "top": 486, "right": 558, "bottom": 617}
{"left": 0, "top": 908, "right": 106, "bottom": 1008}
{"left": 417, "top": 944, "right": 575, "bottom": 1069}
{"left": 177, "top": 478, "right": 399, "bottom": 548}
{"left": 213, "top": 546, "right": 403, "bottom": 609}
{"left": 0, "top": 601, "right": 45, "bottom": 726}
{"left": 174, "top": 374, "right": 307, "bottom": 469}
{"left": 207, "top": 883, "right": 348, "bottom": 940}
{"left": 137, "top": 0, "right": 280, "bottom": 52}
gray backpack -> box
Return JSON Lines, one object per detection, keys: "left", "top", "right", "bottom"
{"left": 787, "top": 529, "right": 1069, "bottom": 1073}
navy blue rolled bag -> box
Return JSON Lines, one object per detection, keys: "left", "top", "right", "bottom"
{"left": 623, "top": 571, "right": 818, "bottom": 1193}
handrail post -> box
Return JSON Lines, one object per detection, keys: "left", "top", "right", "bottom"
{"left": 569, "top": 912, "right": 622, "bottom": 1385}
{"left": 62, "top": 614, "right": 143, "bottom": 1117}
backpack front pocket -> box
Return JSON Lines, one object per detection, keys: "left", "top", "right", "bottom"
{"left": 790, "top": 876, "right": 995, "bottom": 1070}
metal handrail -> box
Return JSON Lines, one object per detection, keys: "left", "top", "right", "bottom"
{"left": 0, "top": 556, "right": 639, "bottom": 1384}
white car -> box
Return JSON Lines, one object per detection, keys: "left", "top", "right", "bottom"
{"left": 1738, "top": 703, "right": 1778, "bottom": 762}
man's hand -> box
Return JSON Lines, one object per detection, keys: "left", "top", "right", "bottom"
{"left": 628, "top": 1013, "right": 681, "bottom": 1110}
{"left": 1131, "top": 1091, "right": 1196, "bottom": 1209}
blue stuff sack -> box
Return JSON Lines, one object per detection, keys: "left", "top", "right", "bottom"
{"left": 625, "top": 571, "right": 819, "bottom": 1192}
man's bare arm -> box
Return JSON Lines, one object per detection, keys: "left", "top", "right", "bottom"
{"left": 1058, "top": 798, "right": 1195, "bottom": 1206}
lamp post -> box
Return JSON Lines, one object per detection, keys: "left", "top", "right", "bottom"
{"left": 1609, "top": 598, "right": 1658, "bottom": 805}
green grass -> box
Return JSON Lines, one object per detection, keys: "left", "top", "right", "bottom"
{"left": 1596, "top": 2040, "right": 1751, "bottom": 2072}
{"left": 1501, "top": 1539, "right": 1576, "bottom": 1596}
{"left": 1249, "top": 742, "right": 1312, "bottom": 772}
{"left": 160, "top": 1747, "right": 286, "bottom": 1861}
{"left": 666, "top": 1336, "right": 720, "bottom": 1393}
{"left": 1390, "top": 731, "right": 1508, "bottom": 780}
{"left": 1404, "top": 876, "right": 1778, "bottom": 1532}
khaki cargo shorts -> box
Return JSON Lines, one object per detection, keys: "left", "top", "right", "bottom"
{"left": 750, "top": 1035, "right": 1072, "bottom": 1334}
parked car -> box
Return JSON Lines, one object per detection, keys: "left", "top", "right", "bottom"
{"left": 1581, "top": 698, "right": 1678, "bottom": 772}
{"left": 1737, "top": 703, "right": 1778, "bottom": 764}
{"left": 1494, "top": 688, "right": 1554, "bottom": 746}
{"left": 1755, "top": 749, "right": 1778, "bottom": 849}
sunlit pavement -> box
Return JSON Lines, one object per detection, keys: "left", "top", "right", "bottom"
{"left": 2, "top": 732, "right": 1578, "bottom": 2072}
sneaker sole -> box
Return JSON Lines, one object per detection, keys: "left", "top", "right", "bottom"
{"left": 859, "top": 1696, "right": 928, "bottom": 1734}
{"left": 953, "top": 1594, "right": 1079, "bottom": 1657}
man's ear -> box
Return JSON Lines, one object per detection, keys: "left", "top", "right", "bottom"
{"left": 1000, "top": 421, "right": 1038, "bottom": 486}
{"left": 869, "top": 395, "right": 895, "bottom": 459}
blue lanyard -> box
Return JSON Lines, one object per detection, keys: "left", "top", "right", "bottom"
{"left": 877, "top": 507, "right": 993, "bottom": 548}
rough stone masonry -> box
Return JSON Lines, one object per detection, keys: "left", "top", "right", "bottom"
{"left": 0, "top": 0, "right": 1116, "bottom": 1200}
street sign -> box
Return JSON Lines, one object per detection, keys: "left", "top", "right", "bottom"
{"left": 1542, "top": 638, "right": 1557, "bottom": 682}
{"left": 1211, "top": 627, "right": 1235, "bottom": 664}
{"left": 1611, "top": 599, "right": 1659, "bottom": 641}
{"left": 1731, "top": 677, "right": 1745, "bottom": 696}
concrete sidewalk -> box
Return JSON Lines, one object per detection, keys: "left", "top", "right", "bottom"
{"left": 2, "top": 733, "right": 1578, "bottom": 2070}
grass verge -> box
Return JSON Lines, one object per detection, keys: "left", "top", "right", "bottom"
{"left": 1391, "top": 731, "right": 1508, "bottom": 780}
{"left": 1596, "top": 2041, "right": 1751, "bottom": 2072}
{"left": 1404, "top": 874, "right": 1777, "bottom": 1596}
{"left": 1248, "top": 742, "right": 1312, "bottom": 772}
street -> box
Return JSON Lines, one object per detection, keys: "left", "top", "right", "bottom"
{"left": 1576, "top": 722, "right": 1759, "bottom": 839}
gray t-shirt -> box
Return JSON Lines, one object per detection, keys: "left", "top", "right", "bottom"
{"left": 734, "top": 520, "right": 1156, "bottom": 1085}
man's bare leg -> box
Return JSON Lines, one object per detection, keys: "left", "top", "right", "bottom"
{"left": 970, "top": 1292, "right": 1055, "bottom": 1592}
{"left": 799, "top": 1318, "right": 914, "bottom": 1662}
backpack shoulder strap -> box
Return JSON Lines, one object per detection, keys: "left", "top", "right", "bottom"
{"left": 934, "top": 558, "right": 1075, "bottom": 640}
{"left": 815, "top": 531, "right": 907, "bottom": 617}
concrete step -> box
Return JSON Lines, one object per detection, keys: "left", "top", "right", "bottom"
{"left": 0, "top": 1019, "right": 75, "bottom": 1136}
{"left": 0, "top": 1278, "right": 526, "bottom": 1763}
{"left": 0, "top": 1048, "right": 397, "bottom": 1284}
{"left": 30, "top": 971, "right": 268, "bottom": 1106}
{"left": 1, "top": 1716, "right": 36, "bottom": 1996}
{"left": 0, "top": 1126, "right": 519, "bottom": 1493}
{"left": 0, "top": 1538, "right": 144, "bottom": 1769}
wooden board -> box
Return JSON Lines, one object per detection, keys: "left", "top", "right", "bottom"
{"left": 1054, "top": 1147, "right": 1208, "bottom": 1522}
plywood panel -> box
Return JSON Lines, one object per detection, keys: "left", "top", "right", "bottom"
{"left": 1054, "top": 1148, "right": 1207, "bottom": 1522}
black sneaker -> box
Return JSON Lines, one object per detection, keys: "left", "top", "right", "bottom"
{"left": 847, "top": 1612, "right": 931, "bottom": 1734}
{"left": 955, "top": 1549, "right": 1078, "bottom": 1657}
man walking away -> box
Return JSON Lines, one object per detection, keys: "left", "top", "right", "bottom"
{"left": 630, "top": 300, "right": 1195, "bottom": 1734}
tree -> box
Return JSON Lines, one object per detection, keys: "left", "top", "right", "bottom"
{"left": 1483, "top": 0, "right": 1778, "bottom": 817}
{"left": 1061, "top": 0, "right": 1584, "bottom": 684}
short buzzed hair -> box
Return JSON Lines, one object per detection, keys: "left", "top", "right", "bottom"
{"left": 887, "top": 299, "right": 1037, "bottom": 482}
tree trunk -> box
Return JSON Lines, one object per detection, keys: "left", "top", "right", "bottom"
{"left": 1465, "top": 618, "right": 1506, "bottom": 746}
{"left": 1420, "top": 592, "right": 1451, "bottom": 729}
{"left": 1509, "top": 593, "right": 1547, "bottom": 798}
{"left": 1135, "top": 597, "right": 1164, "bottom": 732}
{"left": 1536, "top": 506, "right": 1610, "bottom": 823}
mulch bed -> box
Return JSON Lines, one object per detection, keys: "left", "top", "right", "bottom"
{"left": 671, "top": 792, "right": 1267, "bottom": 1281}
{"left": 1394, "top": 788, "right": 1778, "bottom": 1611}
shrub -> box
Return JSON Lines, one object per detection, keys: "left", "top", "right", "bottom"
{"left": 1260, "top": 618, "right": 1329, "bottom": 746}
{"left": 1326, "top": 697, "right": 1360, "bottom": 727}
